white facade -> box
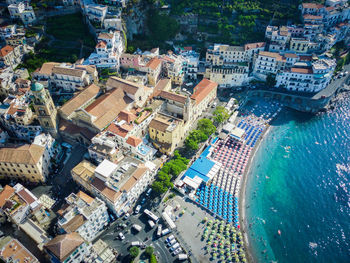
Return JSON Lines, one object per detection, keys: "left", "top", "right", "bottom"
{"left": 8, "top": 3, "right": 36, "bottom": 25}
{"left": 58, "top": 192, "right": 109, "bottom": 242}
{"left": 85, "top": 4, "right": 107, "bottom": 23}
{"left": 275, "top": 59, "right": 336, "bottom": 92}
{"left": 253, "top": 51, "right": 285, "bottom": 78}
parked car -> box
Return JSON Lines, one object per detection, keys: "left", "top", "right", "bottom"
{"left": 134, "top": 205, "right": 141, "bottom": 214}
{"left": 119, "top": 232, "right": 125, "bottom": 240}
{"left": 166, "top": 235, "right": 175, "bottom": 243}
{"left": 132, "top": 224, "right": 142, "bottom": 232}
{"left": 148, "top": 220, "right": 155, "bottom": 228}
{"left": 172, "top": 248, "right": 183, "bottom": 256}
{"left": 167, "top": 239, "right": 177, "bottom": 247}
{"left": 146, "top": 188, "right": 152, "bottom": 196}
{"left": 170, "top": 243, "right": 180, "bottom": 251}
{"left": 124, "top": 213, "right": 130, "bottom": 219}
{"left": 157, "top": 224, "right": 163, "bottom": 237}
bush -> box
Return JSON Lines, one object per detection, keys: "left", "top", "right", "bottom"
{"left": 213, "top": 106, "right": 229, "bottom": 124}
{"left": 129, "top": 246, "right": 139, "bottom": 258}
{"left": 150, "top": 253, "right": 157, "bottom": 263}
{"left": 145, "top": 246, "right": 154, "bottom": 257}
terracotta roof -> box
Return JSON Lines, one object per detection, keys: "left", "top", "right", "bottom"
{"left": 98, "top": 32, "right": 114, "bottom": 39}
{"left": 299, "top": 55, "right": 313, "bottom": 61}
{"left": 106, "top": 123, "right": 129, "bottom": 138}
{"left": 303, "top": 14, "right": 323, "bottom": 20}
{"left": 126, "top": 136, "right": 142, "bottom": 147}
{"left": 0, "top": 237, "right": 38, "bottom": 263}
{"left": 59, "top": 119, "right": 97, "bottom": 140}
{"left": 191, "top": 78, "right": 217, "bottom": 105}
{"left": 84, "top": 87, "right": 131, "bottom": 130}
{"left": 302, "top": 3, "right": 323, "bottom": 9}
{"left": 17, "top": 188, "right": 36, "bottom": 205}
{"left": 106, "top": 77, "right": 145, "bottom": 95}
{"left": 76, "top": 191, "right": 94, "bottom": 204}
{"left": 120, "top": 166, "right": 148, "bottom": 192}
{"left": 259, "top": 51, "right": 284, "bottom": 61}
{"left": 244, "top": 42, "right": 265, "bottom": 51}
{"left": 118, "top": 110, "right": 137, "bottom": 123}
{"left": 149, "top": 116, "right": 172, "bottom": 132}
{"left": 291, "top": 67, "right": 313, "bottom": 74}
{"left": 0, "top": 45, "right": 14, "bottom": 57}
{"left": 184, "top": 46, "right": 192, "bottom": 51}
{"left": 52, "top": 66, "right": 85, "bottom": 78}
{"left": 0, "top": 185, "right": 15, "bottom": 207}
{"left": 75, "top": 65, "right": 97, "bottom": 75}
{"left": 35, "top": 62, "right": 60, "bottom": 76}
{"left": 284, "top": 53, "right": 298, "bottom": 58}
{"left": 326, "top": 6, "right": 335, "bottom": 11}
{"left": 59, "top": 84, "right": 100, "bottom": 117}
{"left": 0, "top": 144, "right": 44, "bottom": 165}
{"left": 153, "top": 78, "right": 171, "bottom": 97}
{"left": 159, "top": 90, "right": 187, "bottom": 104}
{"left": 91, "top": 177, "right": 120, "bottom": 202}
{"left": 146, "top": 57, "right": 162, "bottom": 70}
{"left": 96, "top": 41, "right": 107, "bottom": 49}
{"left": 44, "top": 233, "right": 84, "bottom": 261}
{"left": 62, "top": 215, "right": 85, "bottom": 233}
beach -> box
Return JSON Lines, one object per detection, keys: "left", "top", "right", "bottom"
{"left": 239, "top": 124, "right": 271, "bottom": 263}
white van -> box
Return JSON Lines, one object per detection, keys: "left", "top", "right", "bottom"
{"left": 178, "top": 254, "right": 188, "bottom": 260}
{"left": 161, "top": 228, "right": 170, "bottom": 236}
{"left": 148, "top": 220, "right": 155, "bottom": 228}
{"left": 167, "top": 239, "right": 177, "bottom": 247}
{"left": 157, "top": 224, "right": 162, "bottom": 237}
{"left": 132, "top": 224, "right": 142, "bottom": 232}
{"left": 170, "top": 243, "right": 180, "bottom": 251}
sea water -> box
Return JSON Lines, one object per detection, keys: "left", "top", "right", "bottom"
{"left": 245, "top": 95, "right": 350, "bottom": 263}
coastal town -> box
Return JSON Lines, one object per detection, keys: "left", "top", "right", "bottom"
{"left": 0, "top": 0, "right": 349, "bottom": 263}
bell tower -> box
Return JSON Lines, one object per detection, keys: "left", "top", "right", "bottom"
{"left": 30, "top": 82, "right": 58, "bottom": 137}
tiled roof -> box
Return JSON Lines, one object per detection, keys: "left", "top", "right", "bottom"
{"left": 0, "top": 237, "right": 38, "bottom": 263}
{"left": 52, "top": 66, "right": 85, "bottom": 78}
{"left": 106, "top": 123, "right": 129, "bottom": 138}
{"left": 98, "top": 32, "right": 114, "bottom": 39}
{"left": 59, "top": 84, "right": 100, "bottom": 117}
{"left": 17, "top": 188, "right": 36, "bottom": 205}
{"left": 244, "top": 42, "right": 265, "bottom": 51}
{"left": 191, "top": 78, "right": 217, "bottom": 105}
{"left": 159, "top": 90, "right": 187, "bottom": 104}
{"left": 85, "top": 87, "right": 131, "bottom": 130}
{"left": 291, "top": 67, "right": 313, "bottom": 74}
{"left": 146, "top": 57, "right": 162, "bottom": 70}
{"left": 91, "top": 177, "right": 120, "bottom": 202}
{"left": 35, "top": 62, "right": 60, "bottom": 76}
{"left": 302, "top": 3, "right": 323, "bottom": 9}
{"left": 44, "top": 233, "right": 84, "bottom": 261}
{"left": 284, "top": 53, "right": 298, "bottom": 58}
{"left": 303, "top": 14, "right": 323, "bottom": 20}
{"left": 96, "top": 41, "right": 107, "bottom": 49}
{"left": 62, "top": 215, "right": 85, "bottom": 233}
{"left": 259, "top": 51, "right": 284, "bottom": 61}
{"left": 59, "top": 119, "right": 97, "bottom": 140}
{"left": 153, "top": 78, "right": 171, "bottom": 97}
{"left": 0, "top": 144, "right": 44, "bottom": 165}
{"left": 106, "top": 77, "right": 144, "bottom": 95}
{"left": 126, "top": 136, "right": 142, "bottom": 147}
{"left": 76, "top": 191, "right": 94, "bottom": 204}
{"left": 0, "top": 185, "right": 15, "bottom": 207}
{"left": 0, "top": 45, "right": 14, "bottom": 57}
{"left": 118, "top": 110, "right": 137, "bottom": 123}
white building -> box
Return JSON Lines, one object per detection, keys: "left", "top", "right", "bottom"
{"left": 206, "top": 44, "right": 246, "bottom": 65}
{"left": 275, "top": 58, "right": 336, "bottom": 92}
{"left": 253, "top": 51, "right": 286, "bottom": 79}
{"left": 182, "top": 51, "right": 200, "bottom": 80}
{"left": 85, "top": 4, "right": 108, "bottom": 23}
{"left": 50, "top": 64, "right": 96, "bottom": 92}
{"left": 90, "top": 157, "right": 156, "bottom": 216}
{"left": 8, "top": 2, "right": 36, "bottom": 25}
{"left": 205, "top": 65, "right": 249, "bottom": 88}
{"left": 84, "top": 31, "right": 123, "bottom": 69}
{"left": 57, "top": 191, "right": 109, "bottom": 242}
{"left": 33, "top": 133, "right": 60, "bottom": 161}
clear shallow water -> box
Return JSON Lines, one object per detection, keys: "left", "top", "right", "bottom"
{"left": 245, "top": 96, "right": 350, "bottom": 263}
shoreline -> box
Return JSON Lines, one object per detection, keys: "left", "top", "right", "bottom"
{"left": 239, "top": 124, "right": 272, "bottom": 263}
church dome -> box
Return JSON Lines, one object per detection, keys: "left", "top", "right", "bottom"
{"left": 30, "top": 82, "right": 44, "bottom": 92}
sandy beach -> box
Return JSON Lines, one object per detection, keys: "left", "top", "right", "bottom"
{"left": 239, "top": 125, "right": 271, "bottom": 263}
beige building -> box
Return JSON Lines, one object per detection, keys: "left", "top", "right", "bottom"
{"left": 149, "top": 112, "right": 184, "bottom": 154}
{"left": 0, "top": 144, "right": 49, "bottom": 183}
{"left": 191, "top": 79, "right": 218, "bottom": 119}
{"left": 71, "top": 160, "right": 96, "bottom": 193}
{"left": 0, "top": 236, "right": 39, "bottom": 263}
{"left": 289, "top": 38, "right": 310, "bottom": 53}
{"left": 144, "top": 57, "right": 162, "bottom": 86}
{"left": 205, "top": 65, "right": 249, "bottom": 88}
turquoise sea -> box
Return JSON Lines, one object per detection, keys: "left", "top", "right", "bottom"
{"left": 245, "top": 96, "right": 350, "bottom": 263}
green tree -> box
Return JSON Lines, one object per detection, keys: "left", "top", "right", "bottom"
{"left": 152, "top": 181, "right": 167, "bottom": 194}
{"left": 150, "top": 254, "right": 157, "bottom": 263}
{"left": 197, "top": 118, "right": 216, "bottom": 136}
{"left": 213, "top": 106, "right": 229, "bottom": 124}
{"left": 145, "top": 246, "right": 154, "bottom": 257}
{"left": 129, "top": 246, "right": 140, "bottom": 258}
{"left": 147, "top": 10, "right": 180, "bottom": 42}
{"left": 185, "top": 138, "right": 199, "bottom": 151}
{"left": 266, "top": 73, "right": 277, "bottom": 87}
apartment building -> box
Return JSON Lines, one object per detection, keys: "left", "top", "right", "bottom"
{"left": 0, "top": 143, "right": 49, "bottom": 183}
{"left": 50, "top": 64, "right": 95, "bottom": 92}
{"left": 206, "top": 44, "right": 246, "bottom": 66}
{"left": 205, "top": 65, "right": 249, "bottom": 88}
{"left": 90, "top": 158, "right": 154, "bottom": 216}
{"left": 275, "top": 58, "right": 336, "bottom": 92}
{"left": 144, "top": 57, "right": 162, "bottom": 86}
{"left": 45, "top": 232, "right": 91, "bottom": 263}
{"left": 253, "top": 51, "right": 286, "bottom": 79}
{"left": 84, "top": 31, "right": 123, "bottom": 69}
{"left": 71, "top": 160, "right": 96, "bottom": 193}
{"left": 8, "top": 2, "right": 36, "bottom": 25}
{"left": 57, "top": 191, "right": 109, "bottom": 242}
{"left": 182, "top": 51, "right": 200, "bottom": 80}
{"left": 265, "top": 26, "right": 291, "bottom": 52}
